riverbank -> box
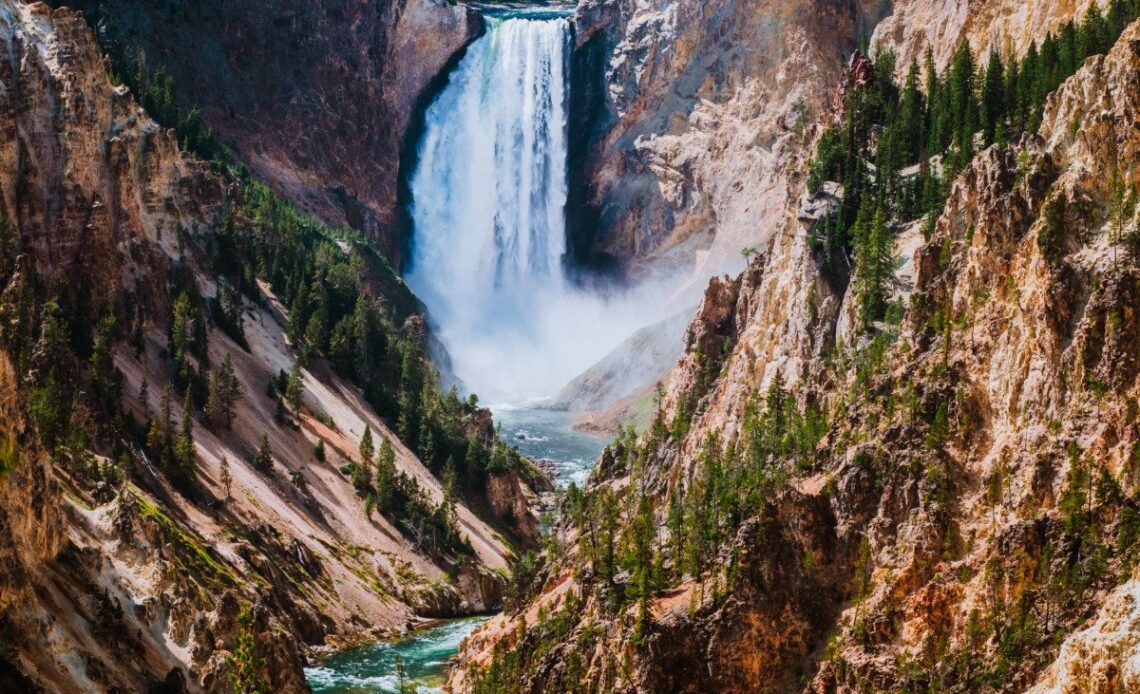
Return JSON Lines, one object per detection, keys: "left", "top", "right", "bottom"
{"left": 304, "top": 408, "right": 606, "bottom": 691}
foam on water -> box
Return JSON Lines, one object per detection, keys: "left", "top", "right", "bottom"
{"left": 306, "top": 617, "right": 488, "bottom": 693}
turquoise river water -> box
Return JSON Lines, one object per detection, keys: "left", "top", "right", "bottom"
{"left": 304, "top": 407, "right": 607, "bottom": 693}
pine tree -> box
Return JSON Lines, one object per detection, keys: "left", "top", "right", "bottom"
{"left": 597, "top": 488, "right": 620, "bottom": 587}
{"left": 897, "top": 61, "right": 926, "bottom": 163}
{"left": 981, "top": 51, "right": 1006, "bottom": 146}
{"left": 89, "top": 313, "right": 118, "bottom": 407}
{"left": 359, "top": 426, "right": 375, "bottom": 467}
{"left": 285, "top": 360, "right": 303, "bottom": 412}
{"left": 1059, "top": 20, "right": 1079, "bottom": 77}
{"left": 855, "top": 205, "right": 895, "bottom": 325}
{"left": 254, "top": 434, "right": 273, "bottom": 472}
{"left": 1079, "top": 4, "right": 1111, "bottom": 57}
{"left": 147, "top": 383, "right": 172, "bottom": 459}
{"left": 218, "top": 354, "right": 241, "bottom": 428}
{"left": 301, "top": 313, "right": 323, "bottom": 364}
{"left": 923, "top": 46, "right": 941, "bottom": 148}
{"left": 219, "top": 456, "right": 232, "bottom": 500}
{"left": 375, "top": 437, "right": 397, "bottom": 512}
{"left": 170, "top": 293, "right": 194, "bottom": 365}
{"left": 418, "top": 426, "right": 437, "bottom": 470}
{"left": 175, "top": 386, "right": 197, "bottom": 484}
{"left": 287, "top": 280, "right": 310, "bottom": 343}
{"left": 1003, "top": 53, "right": 1021, "bottom": 132}
{"left": 205, "top": 368, "right": 224, "bottom": 426}
{"left": 666, "top": 486, "right": 685, "bottom": 578}
{"left": 1021, "top": 41, "right": 1041, "bottom": 131}
{"left": 442, "top": 457, "right": 459, "bottom": 520}
{"left": 627, "top": 494, "right": 657, "bottom": 639}
{"left": 947, "top": 41, "right": 977, "bottom": 166}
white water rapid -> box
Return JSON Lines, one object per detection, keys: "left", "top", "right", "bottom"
{"left": 407, "top": 14, "right": 653, "bottom": 402}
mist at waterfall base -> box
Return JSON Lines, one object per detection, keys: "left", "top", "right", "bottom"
{"left": 406, "top": 14, "right": 670, "bottom": 404}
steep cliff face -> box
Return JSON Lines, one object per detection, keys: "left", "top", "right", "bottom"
{"left": 0, "top": 3, "right": 538, "bottom": 691}
{"left": 56, "top": 0, "right": 483, "bottom": 261}
{"left": 451, "top": 4, "right": 1140, "bottom": 692}
{"left": 570, "top": 0, "right": 879, "bottom": 294}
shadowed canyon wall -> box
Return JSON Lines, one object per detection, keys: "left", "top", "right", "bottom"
{"left": 56, "top": 0, "right": 484, "bottom": 263}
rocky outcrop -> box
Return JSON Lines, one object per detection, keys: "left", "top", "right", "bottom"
{"left": 58, "top": 0, "right": 483, "bottom": 261}
{"left": 569, "top": 0, "right": 880, "bottom": 294}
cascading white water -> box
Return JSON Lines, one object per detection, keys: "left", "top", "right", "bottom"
{"left": 408, "top": 14, "right": 652, "bottom": 402}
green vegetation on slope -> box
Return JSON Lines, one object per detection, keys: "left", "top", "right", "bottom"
{"left": 809, "top": 0, "right": 1140, "bottom": 324}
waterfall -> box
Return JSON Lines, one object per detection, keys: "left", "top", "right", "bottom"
{"left": 406, "top": 15, "right": 576, "bottom": 401}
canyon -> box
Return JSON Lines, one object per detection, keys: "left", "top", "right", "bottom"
{"left": 0, "top": 0, "right": 1138, "bottom": 692}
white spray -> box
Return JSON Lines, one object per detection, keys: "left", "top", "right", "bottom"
{"left": 407, "top": 16, "right": 663, "bottom": 403}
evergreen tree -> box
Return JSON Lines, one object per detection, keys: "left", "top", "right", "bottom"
{"left": 1003, "top": 54, "right": 1021, "bottom": 132}
{"left": 923, "top": 46, "right": 941, "bottom": 148}
{"left": 175, "top": 386, "right": 197, "bottom": 485}
{"left": 1079, "top": 4, "right": 1112, "bottom": 57}
{"left": 1021, "top": 41, "right": 1041, "bottom": 131}
{"left": 627, "top": 494, "right": 657, "bottom": 638}
{"left": 359, "top": 426, "right": 375, "bottom": 467}
{"left": 219, "top": 456, "right": 232, "bottom": 500}
{"left": 1059, "top": 20, "right": 1080, "bottom": 76}
{"left": 375, "top": 437, "right": 397, "bottom": 511}
{"left": 254, "top": 434, "right": 273, "bottom": 472}
{"left": 302, "top": 313, "right": 324, "bottom": 363}
{"left": 418, "top": 425, "right": 437, "bottom": 471}
{"left": 147, "top": 383, "right": 172, "bottom": 461}
{"left": 855, "top": 205, "right": 895, "bottom": 325}
{"left": 218, "top": 354, "right": 242, "bottom": 427}
{"left": 205, "top": 368, "right": 225, "bottom": 426}
{"left": 981, "top": 51, "right": 1006, "bottom": 145}
{"left": 897, "top": 61, "right": 926, "bottom": 163}
{"left": 442, "top": 457, "right": 459, "bottom": 520}
{"left": 89, "top": 312, "right": 118, "bottom": 407}
{"left": 285, "top": 360, "right": 303, "bottom": 412}
{"left": 947, "top": 41, "right": 977, "bottom": 166}
{"left": 666, "top": 486, "right": 685, "bottom": 576}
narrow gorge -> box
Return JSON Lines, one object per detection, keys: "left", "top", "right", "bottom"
{"left": 1, "top": 0, "right": 1139, "bottom": 693}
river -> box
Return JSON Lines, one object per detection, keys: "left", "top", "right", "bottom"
{"left": 304, "top": 407, "right": 607, "bottom": 692}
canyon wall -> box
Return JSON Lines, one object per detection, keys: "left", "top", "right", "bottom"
{"left": 871, "top": 0, "right": 1100, "bottom": 72}
{"left": 570, "top": 0, "right": 880, "bottom": 292}
{"left": 55, "top": 0, "right": 483, "bottom": 262}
